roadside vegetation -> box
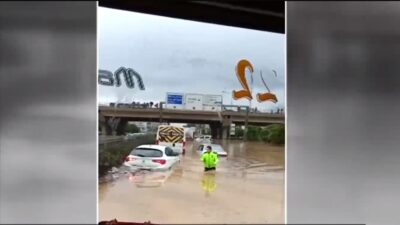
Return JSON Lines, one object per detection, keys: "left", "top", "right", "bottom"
{"left": 233, "top": 124, "right": 285, "bottom": 144}
{"left": 125, "top": 123, "right": 140, "bottom": 133}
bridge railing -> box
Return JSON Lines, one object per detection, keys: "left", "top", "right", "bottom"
{"left": 101, "top": 103, "right": 284, "bottom": 115}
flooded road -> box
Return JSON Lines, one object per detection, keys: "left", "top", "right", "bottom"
{"left": 99, "top": 140, "right": 285, "bottom": 224}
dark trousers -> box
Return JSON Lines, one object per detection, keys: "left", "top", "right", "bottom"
{"left": 204, "top": 167, "right": 216, "bottom": 171}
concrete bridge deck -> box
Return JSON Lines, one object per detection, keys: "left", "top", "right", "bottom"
{"left": 98, "top": 106, "right": 284, "bottom": 125}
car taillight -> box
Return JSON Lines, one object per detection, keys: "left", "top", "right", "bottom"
{"left": 152, "top": 159, "right": 166, "bottom": 165}
{"left": 125, "top": 156, "right": 136, "bottom": 162}
{"left": 183, "top": 141, "right": 186, "bottom": 147}
{"left": 155, "top": 140, "right": 159, "bottom": 145}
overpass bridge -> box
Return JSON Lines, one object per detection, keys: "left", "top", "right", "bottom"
{"left": 99, "top": 106, "right": 285, "bottom": 139}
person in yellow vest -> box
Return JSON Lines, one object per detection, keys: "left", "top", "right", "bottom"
{"left": 201, "top": 145, "right": 219, "bottom": 171}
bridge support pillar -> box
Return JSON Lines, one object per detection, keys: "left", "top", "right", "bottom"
{"left": 116, "top": 118, "right": 128, "bottom": 136}
{"left": 210, "top": 123, "right": 222, "bottom": 139}
{"left": 104, "top": 117, "right": 127, "bottom": 136}
{"left": 102, "top": 117, "right": 113, "bottom": 136}
{"left": 100, "top": 123, "right": 107, "bottom": 135}
{"left": 210, "top": 122, "right": 231, "bottom": 140}
{"left": 222, "top": 126, "right": 230, "bottom": 139}
{"left": 221, "top": 115, "right": 232, "bottom": 140}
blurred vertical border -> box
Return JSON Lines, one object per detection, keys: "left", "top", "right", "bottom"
{"left": 287, "top": 2, "right": 400, "bottom": 225}
{"left": 0, "top": 1, "right": 97, "bottom": 223}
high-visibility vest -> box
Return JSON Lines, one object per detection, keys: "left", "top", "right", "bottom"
{"left": 201, "top": 151, "right": 219, "bottom": 168}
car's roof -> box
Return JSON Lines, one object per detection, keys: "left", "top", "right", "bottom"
{"left": 208, "top": 144, "right": 222, "bottom": 147}
{"left": 135, "top": 145, "right": 166, "bottom": 151}
{"left": 200, "top": 143, "right": 220, "bottom": 146}
{"left": 201, "top": 144, "right": 225, "bottom": 150}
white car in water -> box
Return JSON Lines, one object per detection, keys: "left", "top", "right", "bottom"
{"left": 198, "top": 144, "right": 228, "bottom": 157}
{"left": 124, "top": 145, "right": 180, "bottom": 171}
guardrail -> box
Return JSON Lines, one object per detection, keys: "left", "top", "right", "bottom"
{"left": 98, "top": 136, "right": 125, "bottom": 144}
{"left": 99, "top": 133, "right": 156, "bottom": 145}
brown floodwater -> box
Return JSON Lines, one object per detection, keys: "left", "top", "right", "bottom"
{"left": 99, "top": 140, "right": 285, "bottom": 224}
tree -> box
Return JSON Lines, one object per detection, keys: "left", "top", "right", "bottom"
{"left": 125, "top": 123, "right": 140, "bottom": 133}
{"left": 265, "top": 124, "right": 284, "bottom": 144}
{"left": 235, "top": 127, "right": 244, "bottom": 137}
{"left": 259, "top": 128, "right": 270, "bottom": 142}
{"left": 246, "top": 126, "right": 262, "bottom": 141}
{"left": 243, "top": 124, "right": 285, "bottom": 144}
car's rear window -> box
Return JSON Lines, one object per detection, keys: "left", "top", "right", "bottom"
{"left": 131, "top": 148, "right": 163, "bottom": 157}
{"left": 211, "top": 146, "right": 224, "bottom": 152}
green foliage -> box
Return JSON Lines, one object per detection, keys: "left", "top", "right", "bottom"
{"left": 244, "top": 124, "right": 285, "bottom": 144}
{"left": 266, "top": 124, "right": 285, "bottom": 144}
{"left": 259, "top": 128, "right": 270, "bottom": 142}
{"left": 125, "top": 123, "right": 140, "bottom": 134}
{"left": 235, "top": 127, "right": 244, "bottom": 137}
{"left": 246, "top": 126, "right": 262, "bottom": 141}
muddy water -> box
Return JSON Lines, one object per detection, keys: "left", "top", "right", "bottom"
{"left": 99, "top": 140, "right": 284, "bottom": 224}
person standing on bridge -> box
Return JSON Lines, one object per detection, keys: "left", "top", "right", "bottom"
{"left": 201, "top": 146, "right": 219, "bottom": 172}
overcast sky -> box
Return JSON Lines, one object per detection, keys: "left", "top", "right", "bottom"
{"left": 98, "top": 7, "right": 285, "bottom": 112}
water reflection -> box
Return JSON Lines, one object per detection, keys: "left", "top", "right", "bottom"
{"left": 128, "top": 169, "right": 173, "bottom": 188}
{"left": 201, "top": 171, "right": 217, "bottom": 196}
{"left": 168, "top": 167, "right": 184, "bottom": 183}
